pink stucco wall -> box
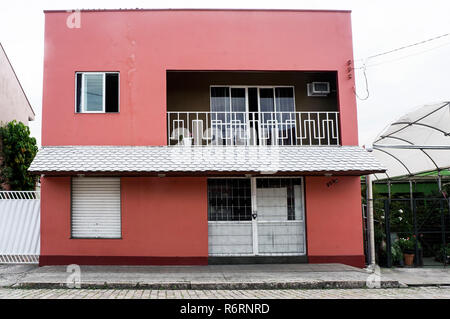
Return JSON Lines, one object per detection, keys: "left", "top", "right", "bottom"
{"left": 305, "top": 176, "right": 365, "bottom": 267}
{"left": 40, "top": 176, "right": 208, "bottom": 265}
{"left": 42, "top": 9, "right": 358, "bottom": 146}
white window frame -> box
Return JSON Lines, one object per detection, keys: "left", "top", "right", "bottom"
{"left": 75, "top": 72, "right": 120, "bottom": 113}
{"left": 209, "top": 85, "right": 296, "bottom": 114}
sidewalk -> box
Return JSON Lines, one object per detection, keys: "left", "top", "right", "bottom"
{"left": 381, "top": 267, "right": 450, "bottom": 286}
{"left": 3, "top": 264, "right": 448, "bottom": 290}
{"left": 1, "top": 263, "right": 400, "bottom": 290}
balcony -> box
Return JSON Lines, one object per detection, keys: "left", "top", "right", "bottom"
{"left": 167, "top": 111, "right": 339, "bottom": 146}
{"left": 166, "top": 70, "right": 340, "bottom": 146}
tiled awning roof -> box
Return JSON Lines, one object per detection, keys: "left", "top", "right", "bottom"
{"left": 29, "top": 146, "right": 385, "bottom": 176}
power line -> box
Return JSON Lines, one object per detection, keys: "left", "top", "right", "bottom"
{"left": 364, "top": 40, "right": 450, "bottom": 68}
{"left": 353, "top": 32, "right": 450, "bottom": 101}
{"left": 355, "top": 32, "right": 450, "bottom": 63}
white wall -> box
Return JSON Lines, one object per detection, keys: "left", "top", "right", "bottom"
{"left": 0, "top": 44, "right": 34, "bottom": 126}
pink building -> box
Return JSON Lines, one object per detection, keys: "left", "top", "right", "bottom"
{"left": 30, "top": 9, "right": 384, "bottom": 268}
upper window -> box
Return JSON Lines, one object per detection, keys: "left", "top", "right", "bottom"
{"left": 75, "top": 72, "right": 119, "bottom": 113}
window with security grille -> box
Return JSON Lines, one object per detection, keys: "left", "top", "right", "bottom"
{"left": 207, "top": 178, "right": 251, "bottom": 221}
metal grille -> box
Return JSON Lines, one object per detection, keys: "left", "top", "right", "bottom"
{"left": 167, "top": 111, "right": 340, "bottom": 146}
{"left": 0, "top": 191, "right": 40, "bottom": 199}
{"left": 207, "top": 177, "right": 306, "bottom": 256}
{"left": 371, "top": 198, "right": 450, "bottom": 267}
{"left": 0, "top": 255, "right": 39, "bottom": 264}
{"left": 208, "top": 179, "right": 251, "bottom": 221}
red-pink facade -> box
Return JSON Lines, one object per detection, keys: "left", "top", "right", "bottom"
{"left": 40, "top": 9, "right": 365, "bottom": 267}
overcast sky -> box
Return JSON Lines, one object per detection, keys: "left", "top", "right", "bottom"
{"left": 1, "top": 0, "right": 449, "bottom": 146}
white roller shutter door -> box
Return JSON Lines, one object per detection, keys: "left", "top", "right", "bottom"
{"left": 71, "top": 177, "right": 121, "bottom": 238}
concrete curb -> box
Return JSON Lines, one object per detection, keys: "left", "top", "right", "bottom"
{"left": 402, "top": 283, "right": 450, "bottom": 287}
{"left": 12, "top": 280, "right": 401, "bottom": 290}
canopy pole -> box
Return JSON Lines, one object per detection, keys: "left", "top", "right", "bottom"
{"left": 409, "top": 179, "right": 414, "bottom": 213}
{"left": 388, "top": 180, "right": 391, "bottom": 200}
{"left": 438, "top": 170, "right": 442, "bottom": 192}
{"left": 366, "top": 174, "right": 376, "bottom": 267}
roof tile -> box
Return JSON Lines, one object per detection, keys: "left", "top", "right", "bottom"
{"left": 29, "top": 145, "right": 385, "bottom": 174}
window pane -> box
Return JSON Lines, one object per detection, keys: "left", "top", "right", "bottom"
{"left": 76, "top": 73, "right": 82, "bottom": 113}
{"left": 83, "top": 74, "right": 103, "bottom": 111}
{"left": 208, "top": 178, "right": 251, "bottom": 221}
{"left": 230, "top": 88, "right": 246, "bottom": 112}
{"left": 105, "top": 73, "right": 119, "bottom": 112}
{"left": 211, "top": 87, "right": 230, "bottom": 144}
{"left": 210, "top": 87, "right": 230, "bottom": 112}
{"left": 275, "top": 87, "right": 295, "bottom": 112}
{"left": 275, "top": 87, "right": 296, "bottom": 145}
{"left": 256, "top": 178, "right": 303, "bottom": 221}
{"left": 259, "top": 88, "right": 274, "bottom": 112}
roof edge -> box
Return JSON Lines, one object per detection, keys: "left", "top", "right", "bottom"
{"left": 44, "top": 8, "right": 352, "bottom": 14}
{"left": 30, "top": 170, "right": 385, "bottom": 176}
{"left": 36, "top": 145, "right": 364, "bottom": 149}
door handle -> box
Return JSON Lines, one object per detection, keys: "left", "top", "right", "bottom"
{"left": 252, "top": 213, "right": 258, "bottom": 220}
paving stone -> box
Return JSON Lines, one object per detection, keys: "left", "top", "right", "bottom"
{"left": 1, "top": 287, "right": 450, "bottom": 299}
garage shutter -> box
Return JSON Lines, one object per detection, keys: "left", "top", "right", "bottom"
{"left": 71, "top": 177, "right": 121, "bottom": 238}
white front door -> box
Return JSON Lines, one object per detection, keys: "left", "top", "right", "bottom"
{"left": 255, "top": 178, "right": 306, "bottom": 255}
{"left": 208, "top": 178, "right": 306, "bottom": 256}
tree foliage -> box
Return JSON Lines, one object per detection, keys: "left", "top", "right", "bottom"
{"left": 0, "top": 120, "right": 38, "bottom": 190}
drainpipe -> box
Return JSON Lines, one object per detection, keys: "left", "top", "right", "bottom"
{"left": 366, "top": 174, "right": 376, "bottom": 267}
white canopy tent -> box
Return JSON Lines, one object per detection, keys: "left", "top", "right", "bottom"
{"left": 371, "top": 101, "right": 450, "bottom": 187}
{"left": 365, "top": 101, "right": 450, "bottom": 267}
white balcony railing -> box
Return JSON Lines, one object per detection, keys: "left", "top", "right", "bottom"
{"left": 167, "top": 111, "right": 340, "bottom": 146}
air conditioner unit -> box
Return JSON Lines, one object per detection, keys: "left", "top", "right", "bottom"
{"left": 307, "top": 82, "right": 330, "bottom": 96}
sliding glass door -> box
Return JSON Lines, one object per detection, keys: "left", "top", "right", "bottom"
{"left": 275, "top": 87, "right": 296, "bottom": 145}
{"left": 210, "top": 87, "right": 247, "bottom": 145}
{"left": 210, "top": 86, "right": 296, "bottom": 145}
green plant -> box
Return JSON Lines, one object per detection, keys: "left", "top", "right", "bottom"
{"left": 436, "top": 243, "right": 450, "bottom": 262}
{"left": 398, "top": 236, "right": 421, "bottom": 253}
{"left": 391, "top": 241, "right": 403, "bottom": 264}
{"left": 0, "top": 120, "right": 38, "bottom": 190}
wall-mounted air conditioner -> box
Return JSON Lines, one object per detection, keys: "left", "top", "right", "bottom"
{"left": 307, "top": 82, "right": 330, "bottom": 97}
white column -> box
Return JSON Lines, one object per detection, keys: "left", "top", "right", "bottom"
{"left": 366, "top": 174, "right": 376, "bottom": 266}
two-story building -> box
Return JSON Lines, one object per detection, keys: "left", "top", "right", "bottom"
{"left": 29, "top": 9, "right": 384, "bottom": 268}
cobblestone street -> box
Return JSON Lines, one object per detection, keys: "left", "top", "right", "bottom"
{"left": 0, "top": 287, "right": 449, "bottom": 299}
